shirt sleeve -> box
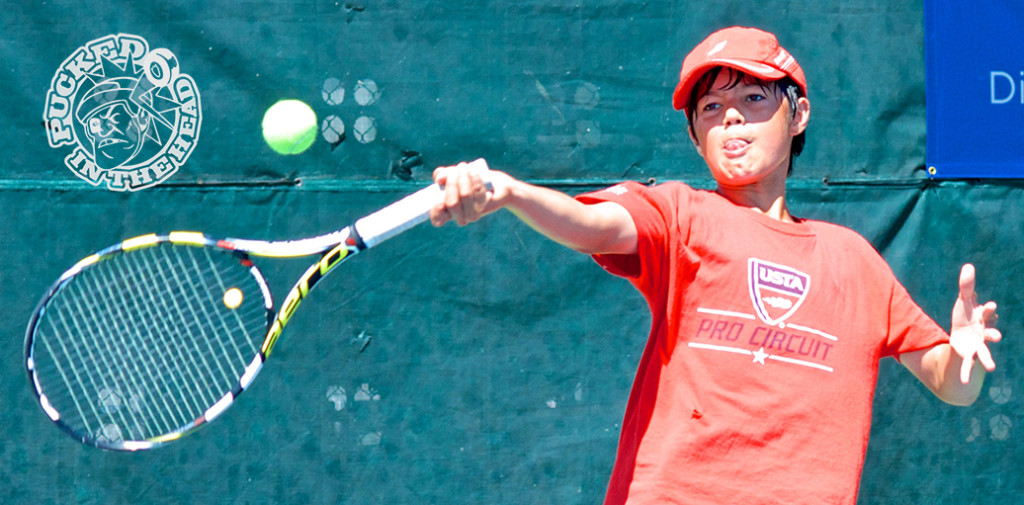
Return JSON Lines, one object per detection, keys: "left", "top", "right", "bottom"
{"left": 574, "top": 181, "right": 692, "bottom": 293}
{"left": 882, "top": 272, "right": 950, "bottom": 358}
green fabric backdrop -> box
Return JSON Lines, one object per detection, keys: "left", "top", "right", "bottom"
{"left": 2, "top": 1, "right": 1019, "bottom": 504}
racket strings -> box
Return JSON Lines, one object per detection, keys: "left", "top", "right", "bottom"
{"left": 134, "top": 248, "right": 232, "bottom": 414}
{"left": 58, "top": 275, "right": 172, "bottom": 442}
{"left": 107, "top": 249, "right": 213, "bottom": 436}
{"left": 179, "top": 247, "right": 256, "bottom": 382}
{"left": 31, "top": 243, "right": 268, "bottom": 445}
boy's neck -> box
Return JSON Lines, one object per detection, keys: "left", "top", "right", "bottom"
{"left": 716, "top": 180, "right": 795, "bottom": 223}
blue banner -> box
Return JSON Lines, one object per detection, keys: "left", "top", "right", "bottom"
{"left": 926, "top": 1, "right": 1024, "bottom": 178}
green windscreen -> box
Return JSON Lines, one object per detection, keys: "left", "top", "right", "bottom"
{"left": 2, "top": 1, "right": 1018, "bottom": 504}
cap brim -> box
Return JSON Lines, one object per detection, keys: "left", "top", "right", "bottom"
{"left": 672, "top": 59, "right": 788, "bottom": 112}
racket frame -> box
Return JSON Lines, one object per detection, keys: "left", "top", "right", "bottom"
{"left": 25, "top": 161, "right": 488, "bottom": 450}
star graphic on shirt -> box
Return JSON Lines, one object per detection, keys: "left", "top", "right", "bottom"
{"left": 752, "top": 347, "right": 769, "bottom": 365}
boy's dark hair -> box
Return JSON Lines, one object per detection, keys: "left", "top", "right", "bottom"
{"left": 685, "top": 67, "right": 806, "bottom": 175}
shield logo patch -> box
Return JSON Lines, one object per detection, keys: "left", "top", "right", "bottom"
{"left": 747, "top": 258, "right": 810, "bottom": 325}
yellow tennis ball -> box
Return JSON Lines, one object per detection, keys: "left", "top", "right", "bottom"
{"left": 262, "top": 99, "right": 317, "bottom": 155}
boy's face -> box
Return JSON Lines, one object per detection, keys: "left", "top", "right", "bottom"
{"left": 688, "top": 71, "right": 809, "bottom": 188}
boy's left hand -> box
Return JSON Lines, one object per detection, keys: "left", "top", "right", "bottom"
{"left": 949, "top": 263, "right": 1001, "bottom": 383}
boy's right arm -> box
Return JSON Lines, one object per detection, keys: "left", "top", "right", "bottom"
{"left": 430, "top": 160, "right": 637, "bottom": 256}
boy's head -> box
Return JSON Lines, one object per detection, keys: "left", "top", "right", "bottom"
{"left": 673, "top": 27, "right": 808, "bottom": 173}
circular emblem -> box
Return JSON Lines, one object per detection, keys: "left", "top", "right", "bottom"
{"left": 43, "top": 34, "right": 201, "bottom": 191}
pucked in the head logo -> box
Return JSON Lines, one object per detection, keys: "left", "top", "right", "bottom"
{"left": 43, "top": 34, "right": 201, "bottom": 191}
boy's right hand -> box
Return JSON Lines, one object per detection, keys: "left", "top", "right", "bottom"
{"left": 431, "top": 159, "right": 511, "bottom": 227}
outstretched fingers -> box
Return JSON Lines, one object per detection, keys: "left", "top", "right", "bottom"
{"left": 951, "top": 264, "right": 1001, "bottom": 383}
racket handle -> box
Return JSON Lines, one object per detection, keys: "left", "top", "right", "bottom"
{"left": 355, "top": 158, "right": 491, "bottom": 249}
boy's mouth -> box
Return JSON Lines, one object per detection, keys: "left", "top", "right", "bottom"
{"left": 723, "top": 138, "right": 750, "bottom": 157}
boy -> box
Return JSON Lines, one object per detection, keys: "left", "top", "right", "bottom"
{"left": 429, "top": 26, "right": 1000, "bottom": 504}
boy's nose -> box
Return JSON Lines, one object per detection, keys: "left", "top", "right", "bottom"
{"left": 724, "top": 107, "right": 745, "bottom": 126}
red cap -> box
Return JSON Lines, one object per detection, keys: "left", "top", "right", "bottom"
{"left": 672, "top": 26, "right": 806, "bottom": 113}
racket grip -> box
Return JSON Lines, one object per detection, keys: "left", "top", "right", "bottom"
{"left": 354, "top": 159, "right": 491, "bottom": 249}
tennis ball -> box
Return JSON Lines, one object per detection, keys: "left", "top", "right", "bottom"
{"left": 223, "top": 287, "right": 244, "bottom": 309}
{"left": 262, "top": 99, "right": 317, "bottom": 155}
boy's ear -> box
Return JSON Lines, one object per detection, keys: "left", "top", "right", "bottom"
{"left": 790, "top": 97, "right": 811, "bottom": 136}
{"left": 688, "top": 124, "right": 705, "bottom": 158}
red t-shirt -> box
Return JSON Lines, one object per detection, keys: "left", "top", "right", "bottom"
{"left": 576, "top": 181, "right": 947, "bottom": 505}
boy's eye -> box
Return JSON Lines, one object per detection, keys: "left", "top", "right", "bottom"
{"left": 746, "top": 94, "right": 766, "bottom": 102}
{"left": 701, "top": 102, "right": 721, "bottom": 113}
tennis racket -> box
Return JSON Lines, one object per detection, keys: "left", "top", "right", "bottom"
{"left": 25, "top": 159, "right": 489, "bottom": 451}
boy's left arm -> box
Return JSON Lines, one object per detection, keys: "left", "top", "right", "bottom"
{"left": 900, "top": 264, "right": 1002, "bottom": 406}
